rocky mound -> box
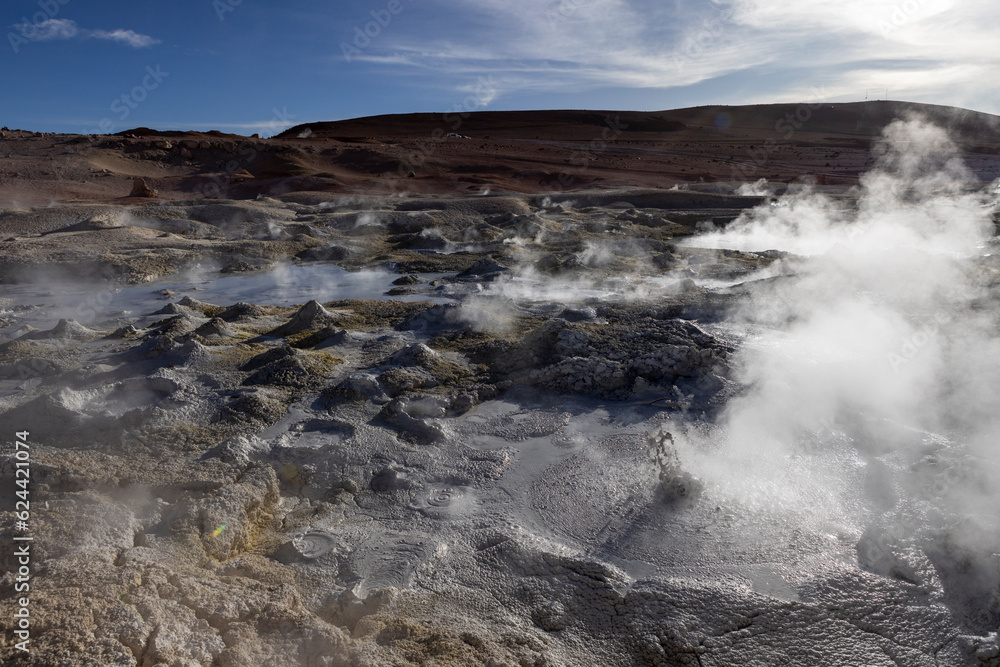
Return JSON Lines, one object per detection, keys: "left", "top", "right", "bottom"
{"left": 267, "top": 300, "right": 340, "bottom": 336}
{"left": 24, "top": 318, "right": 99, "bottom": 341}
{"left": 219, "top": 302, "right": 269, "bottom": 322}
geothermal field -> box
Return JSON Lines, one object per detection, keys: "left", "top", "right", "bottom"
{"left": 2, "top": 104, "right": 1000, "bottom": 666}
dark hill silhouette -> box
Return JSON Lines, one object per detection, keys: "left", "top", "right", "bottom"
{"left": 279, "top": 101, "right": 1000, "bottom": 145}
{"left": 2, "top": 101, "right": 998, "bottom": 203}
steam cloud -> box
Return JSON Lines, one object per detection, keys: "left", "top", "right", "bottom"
{"left": 677, "top": 118, "right": 1000, "bottom": 627}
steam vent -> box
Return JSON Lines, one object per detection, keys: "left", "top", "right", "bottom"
{"left": 3, "top": 85, "right": 1000, "bottom": 665}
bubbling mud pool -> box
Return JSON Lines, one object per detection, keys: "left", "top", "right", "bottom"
{"left": 0, "top": 264, "right": 451, "bottom": 330}
{"left": 2, "top": 230, "right": 998, "bottom": 667}
{"left": 3, "top": 250, "right": 999, "bottom": 666}
{"left": 3, "top": 119, "right": 1000, "bottom": 666}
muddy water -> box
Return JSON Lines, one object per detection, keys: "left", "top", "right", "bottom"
{"left": 0, "top": 263, "right": 451, "bottom": 330}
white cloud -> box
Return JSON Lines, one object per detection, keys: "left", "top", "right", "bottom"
{"left": 347, "top": 0, "right": 1000, "bottom": 114}
{"left": 13, "top": 19, "right": 159, "bottom": 48}
{"left": 16, "top": 18, "right": 78, "bottom": 40}
{"left": 343, "top": 0, "right": 777, "bottom": 94}
{"left": 90, "top": 29, "right": 160, "bottom": 48}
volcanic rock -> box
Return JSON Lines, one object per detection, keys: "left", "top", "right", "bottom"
{"left": 194, "top": 317, "right": 238, "bottom": 339}
{"left": 268, "top": 300, "right": 339, "bottom": 336}
{"left": 219, "top": 302, "right": 268, "bottom": 321}
{"left": 559, "top": 306, "right": 599, "bottom": 322}
{"left": 25, "top": 318, "right": 98, "bottom": 340}
{"left": 296, "top": 245, "right": 349, "bottom": 262}
{"left": 177, "top": 295, "right": 219, "bottom": 312}
{"left": 151, "top": 302, "right": 189, "bottom": 316}
{"left": 454, "top": 255, "right": 511, "bottom": 282}
{"left": 147, "top": 314, "right": 201, "bottom": 337}
{"left": 129, "top": 177, "right": 158, "bottom": 198}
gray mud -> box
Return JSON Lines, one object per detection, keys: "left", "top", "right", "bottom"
{"left": 1, "top": 188, "right": 998, "bottom": 667}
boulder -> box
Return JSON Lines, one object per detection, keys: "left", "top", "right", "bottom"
{"left": 129, "top": 177, "right": 157, "bottom": 198}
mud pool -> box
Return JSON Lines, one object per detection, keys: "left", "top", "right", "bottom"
{"left": 2, "top": 118, "right": 999, "bottom": 666}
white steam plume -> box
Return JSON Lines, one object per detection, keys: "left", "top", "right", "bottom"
{"left": 676, "top": 118, "right": 1000, "bottom": 588}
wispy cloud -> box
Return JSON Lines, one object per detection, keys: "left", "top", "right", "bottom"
{"left": 13, "top": 19, "right": 159, "bottom": 48}
{"left": 725, "top": 0, "right": 1000, "bottom": 109}
{"left": 89, "top": 29, "right": 160, "bottom": 48}
{"left": 22, "top": 18, "right": 78, "bottom": 40}
{"left": 341, "top": 0, "right": 775, "bottom": 98}
{"left": 344, "top": 0, "right": 1000, "bottom": 113}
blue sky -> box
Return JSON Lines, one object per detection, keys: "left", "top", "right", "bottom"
{"left": 2, "top": 0, "right": 998, "bottom": 135}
